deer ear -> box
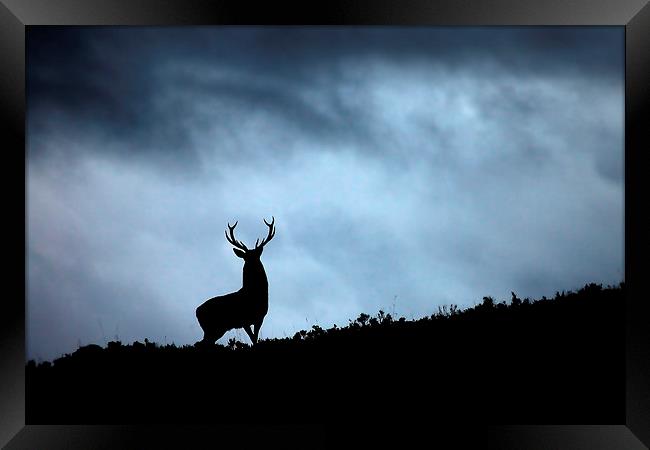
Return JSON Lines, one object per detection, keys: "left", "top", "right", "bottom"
{"left": 233, "top": 248, "right": 246, "bottom": 258}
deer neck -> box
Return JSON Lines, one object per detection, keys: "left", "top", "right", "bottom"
{"left": 241, "top": 260, "right": 268, "bottom": 298}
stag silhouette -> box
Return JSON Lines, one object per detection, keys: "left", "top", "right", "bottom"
{"left": 196, "top": 217, "right": 276, "bottom": 346}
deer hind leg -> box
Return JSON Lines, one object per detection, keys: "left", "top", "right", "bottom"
{"left": 196, "top": 308, "right": 210, "bottom": 342}
{"left": 199, "top": 332, "right": 215, "bottom": 347}
{"left": 200, "top": 328, "right": 227, "bottom": 346}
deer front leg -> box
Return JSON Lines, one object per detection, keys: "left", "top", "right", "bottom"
{"left": 243, "top": 325, "right": 255, "bottom": 345}
{"left": 252, "top": 320, "right": 263, "bottom": 345}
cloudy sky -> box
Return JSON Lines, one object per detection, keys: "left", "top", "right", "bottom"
{"left": 26, "top": 26, "right": 624, "bottom": 362}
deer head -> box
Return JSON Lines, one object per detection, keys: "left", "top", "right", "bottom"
{"left": 225, "top": 216, "right": 275, "bottom": 261}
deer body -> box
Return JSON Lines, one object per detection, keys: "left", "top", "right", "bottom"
{"left": 196, "top": 217, "right": 275, "bottom": 346}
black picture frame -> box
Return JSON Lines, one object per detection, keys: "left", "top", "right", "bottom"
{"left": 2, "top": 0, "right": 648, "bottom": 448}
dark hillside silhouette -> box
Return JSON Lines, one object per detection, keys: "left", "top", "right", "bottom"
{"left": 27, "top": 282, "right": 624, "bottom": 424}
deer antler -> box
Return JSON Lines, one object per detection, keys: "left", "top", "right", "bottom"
{"left": 225, "top": 221, "right": 248, "bottom": 251}
{"left": 255, "top": 216, "right": 275, "bottom": 249}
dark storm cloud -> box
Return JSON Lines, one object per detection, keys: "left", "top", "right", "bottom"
{"left": 27, "top": 26, "right": 622, "bottom": 170}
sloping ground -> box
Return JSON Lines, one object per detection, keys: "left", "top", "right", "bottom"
{"left": 26, "top": 283, "right": 624, "bottom": 424}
